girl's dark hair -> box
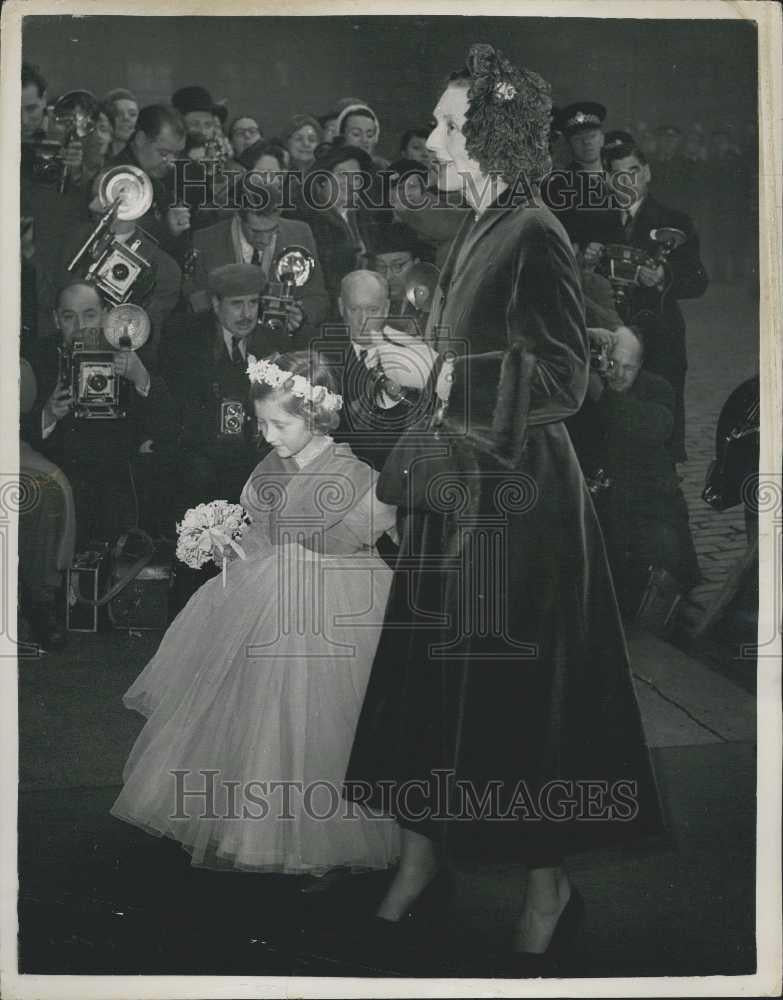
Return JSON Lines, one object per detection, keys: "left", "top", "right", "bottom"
{"left": 250, "top": 351, "right": 341, "bottom": 434}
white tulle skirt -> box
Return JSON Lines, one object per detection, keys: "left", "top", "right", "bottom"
{"left": 111, "top": 542, "right": 400, "bottom": 875}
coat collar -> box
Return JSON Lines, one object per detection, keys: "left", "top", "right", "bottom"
{"left": 440, "top": 200, "right": 520, "bottom": 293}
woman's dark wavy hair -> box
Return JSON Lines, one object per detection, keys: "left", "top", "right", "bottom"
{"left": 250, "top": 351, "right": 341, "bottom": 435}
{"left": 447, "top": 43, "right": 552, "bottom": 185}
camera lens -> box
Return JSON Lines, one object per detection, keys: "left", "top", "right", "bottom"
{"left": 112, "top": 263, "right": 130, "bottom": 281}
{"left": 87, "top": 372, "right": 108, "bottom": 392}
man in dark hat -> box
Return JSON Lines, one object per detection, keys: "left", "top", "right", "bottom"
{"left": 172, "top": 85, "right": 218, "bottom": 142}
{"left": 160, "top": 263, "right": 291, "bottom": 516}
{"left": 368, "top": 221, "right": 429, "bottom": 317}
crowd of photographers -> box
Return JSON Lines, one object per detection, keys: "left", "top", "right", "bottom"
{"left": 20, "top": 61, "right": 745, "bottom": 649}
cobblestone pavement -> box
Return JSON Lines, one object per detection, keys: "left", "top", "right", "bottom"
{"left": 677, "top": 280, "right": 759, "bottom": 634}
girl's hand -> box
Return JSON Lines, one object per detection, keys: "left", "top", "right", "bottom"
{"left": 212, "top": 542, "right": 238, "bottom": 565}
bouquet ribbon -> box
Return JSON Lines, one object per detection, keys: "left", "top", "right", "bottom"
{"left": 197, "top": 528, "right": 247, "bottom": 587}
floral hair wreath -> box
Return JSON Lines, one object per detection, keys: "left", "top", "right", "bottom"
{"left": 246, "top": 355, "right": 343, "bottom": 412}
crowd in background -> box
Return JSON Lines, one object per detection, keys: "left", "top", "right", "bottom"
{"left": 17, "top": 59, "right": 757, "bottom": 650}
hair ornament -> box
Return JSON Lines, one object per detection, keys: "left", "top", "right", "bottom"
{"left": 246, "top": 355, "right": 343, "bottom": 412}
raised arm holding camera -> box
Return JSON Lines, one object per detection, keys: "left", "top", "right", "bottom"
{"left": 24, "top": 281, "right": 178, "bottom": 547}
{"left": 581, "top": 133, "right": 709, "bottom": 462}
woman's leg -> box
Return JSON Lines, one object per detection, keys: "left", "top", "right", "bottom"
{"left": 376, "top": 828, "right": 440, "bottom": 922}
{"left": 511, "top": 865, "right": 571, "bottom": 953}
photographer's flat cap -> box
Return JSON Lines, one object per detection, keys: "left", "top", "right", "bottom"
{"left": 208, "top": 263, "right": 267, "bottom": 298}
{"left": 172, "top": 85, "right": 214, "bottom": 115}
{"left": 559, "top": 102, "right": 607, "bottom": 136}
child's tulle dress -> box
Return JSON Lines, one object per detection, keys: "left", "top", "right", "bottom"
{"left": 110, "top": 437, "right": 400, "bottom": 875}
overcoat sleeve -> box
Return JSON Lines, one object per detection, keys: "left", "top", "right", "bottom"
{"left": 661, "top": 214, "right": 709, "bottom": 301}
{"left": 507, "top": 221, "right": 589, "bottom": 427}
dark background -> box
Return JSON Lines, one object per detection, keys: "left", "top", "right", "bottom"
{"left": 23, "top": 15, "right": 758, "bottom": 160}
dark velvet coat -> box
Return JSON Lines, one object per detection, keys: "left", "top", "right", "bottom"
{"left": 345, "top": 198, "right": 665, "bottom": 863}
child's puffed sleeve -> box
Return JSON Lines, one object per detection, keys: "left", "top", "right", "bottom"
{"left": 318, "top": 486, "right": 398, "bottom": 554}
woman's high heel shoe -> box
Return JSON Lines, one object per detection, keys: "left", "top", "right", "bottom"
{"left": 507, "top": 886, "right": 585, "bottom": 977}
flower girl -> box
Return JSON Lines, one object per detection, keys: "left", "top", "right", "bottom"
{"left": 111, "top": 351, "right": 400, "bottom": 876}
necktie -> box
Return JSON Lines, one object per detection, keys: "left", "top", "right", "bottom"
{"left": 229, "top": 338, "right": 244, "bottom": 367}
{"left": 621, "top": 210, "right": 634, "bottom": 241}
{"left": 250, "top": 247, "right": 261, "bottom": 266}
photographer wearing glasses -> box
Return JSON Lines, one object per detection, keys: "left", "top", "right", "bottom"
{"left": 22, "top": 281, "right": 178, "bottom": 547}
{"left": 574, "top": 325, "right": 700, "bottom": 633}
{"left": 368, "top": 222, "right": 427, "bottom": 317}
{"left": 107, "top": 104, "right": 187, "bottom": 252}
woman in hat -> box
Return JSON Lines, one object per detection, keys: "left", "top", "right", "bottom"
{"left": 344, "top": 43, "right": 664, "bottom": 969}
{"left": 335, "top": 102, "right": 388, "bottom": 168}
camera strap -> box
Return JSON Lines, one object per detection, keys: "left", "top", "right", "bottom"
{"left": 73, "top": 528, "right": 156, "bottom": 606}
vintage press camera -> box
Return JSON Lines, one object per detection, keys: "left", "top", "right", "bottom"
{"left": 67, "top": 166, "right": 154, "bottom": 305}
{"left": 260, "top": 246, "right": 316, "bottom": 333}
{"left": 22, "top": 90, "right": 100, "bottom": 192}
{"left": 58, "top": 304, "right": 151, "bottom": 420}
{"left": 589, "top": 341, "right": 616, "bottom": 375}
{"left": 601, "top": 227, "right": 687, "bottom": 314}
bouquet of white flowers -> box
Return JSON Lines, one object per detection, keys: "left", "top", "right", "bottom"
{"left": 175, "top": 500, "right": 250, "bottom": 586}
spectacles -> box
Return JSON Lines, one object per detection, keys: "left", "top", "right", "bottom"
{"left": 232, "top": 126, "right": 260, "bottom": 139}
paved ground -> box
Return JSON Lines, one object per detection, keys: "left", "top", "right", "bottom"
{"left": 14, "top": 625, "right": 757, "bottom": 980}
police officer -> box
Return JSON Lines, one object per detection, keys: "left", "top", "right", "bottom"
{"left": 542, "top": 101, "right": 616, "bottom": 250}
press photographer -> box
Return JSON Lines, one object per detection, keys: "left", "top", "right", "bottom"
{"left": 581, "top": 133, "right": 709, "bottom": 462}
{"left": 106, "top": 103, "right": 187, "bottom": 253}
{"left": 572, "top": 326, "right": 700, "bottom": 634}
{"left": 23, "top": 281, "right": 178, "bottom": 547}
{"left": 334, "top": 269, "right": 436, "bottom": 474}
{"left": 188, "top": 182, "right": 328, "bottom": 344}
{"left": 159, "top": 263, "right": 292, "bottom": 517}
{"left": 60, "top": 166, "right": 183, "bottom": 370}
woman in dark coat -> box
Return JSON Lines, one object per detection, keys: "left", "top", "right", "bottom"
{"left": 344, "top": 44, "right": 664, "bottom": 962}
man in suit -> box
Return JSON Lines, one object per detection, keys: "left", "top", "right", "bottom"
{"left": 333, "top": 270, "right": 435, "bottom": 474}
{"left": 188, "top": 193, "right": 329, "bottom": 347}
{"left": 23, "top": 281, "right": 178, "bottom": 548}
{"left": 586, "top": 135, "right": 709, "bottom": 462}
{"left": 159, "top": 263, "right": 292, "bottom": 516}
